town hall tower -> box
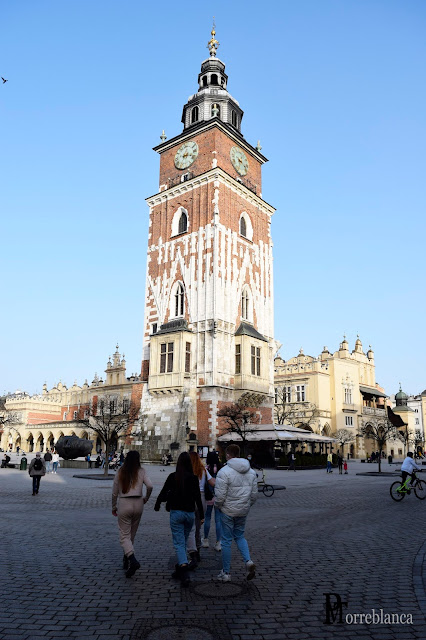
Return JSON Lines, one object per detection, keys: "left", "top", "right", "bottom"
{"left": 137, "top": 28, "right": 276, "bottom": 456}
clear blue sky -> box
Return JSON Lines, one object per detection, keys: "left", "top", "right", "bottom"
{"left": 1, "top": 1, "right": 425, "bottom": 397}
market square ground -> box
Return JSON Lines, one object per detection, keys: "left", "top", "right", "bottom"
{"left": 1, "top": 460, "right": 426, "bottom": 640}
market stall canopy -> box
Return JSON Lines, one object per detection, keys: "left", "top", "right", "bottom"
{"left": 217, "top": 424, "right": 337, "bottom": 443}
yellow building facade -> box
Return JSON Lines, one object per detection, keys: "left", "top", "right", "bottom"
{"left": 274, "top": 336, "right": 387, "bottom": 458}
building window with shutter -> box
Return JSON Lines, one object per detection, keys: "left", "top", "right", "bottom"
{"left": 185, "top": 342, "right": 191, "bottom": 373}
{"left": 235, "top": 344, "right": 241, "bottom": 374}
{"left": 160, "top": 342, "right": 174, "bottom": 373}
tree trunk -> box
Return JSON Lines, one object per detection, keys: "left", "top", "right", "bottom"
{"left": 378, "top": 449, "right": 382, "bottom": 473}
{"left": 103, "top": 438, "right": 109, "bottom": 476}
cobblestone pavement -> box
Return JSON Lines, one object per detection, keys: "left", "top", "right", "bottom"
{"left": 1, "top": 460, "right": 426, "bottom": 640}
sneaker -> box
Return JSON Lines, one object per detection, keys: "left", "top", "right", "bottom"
{"left": 214, "top": 541, "right": 222, "bottom": 552}
{"left": 201, "top": 538, "right": 209, "bottom": 548}
{"left": 246, "top": 561, "right": 256, "bottom": 581}
{"left": 217, "top": 570, "right": 231, "bottom": 582}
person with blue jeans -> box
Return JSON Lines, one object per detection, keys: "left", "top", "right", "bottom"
{"left": 214, "top": 444, "right": 258, "bottom": 582}
{"left": 155, "top": 451, "right": 204, "bottom": 587}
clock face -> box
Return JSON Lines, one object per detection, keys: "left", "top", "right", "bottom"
{"left": 230, "top": 146, "right": 249, "bottom": 176}
{"left": 174, "top": 141, "right": 199, "bottom": 170}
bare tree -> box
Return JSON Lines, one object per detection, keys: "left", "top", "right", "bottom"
{"left": 334, "top": 429, "right": 355, "bottom": 457}
{"left": 358, "top": 419, "right": 398, "bottom": 473}
{"left": 412, "top": 429, "right": 424, "bottom": 456}
{"left": 80, "top": 395, "right": 139, "bottom": 476}
{"left": 217, "top": 393, "right": 266, "bottom": 456}
{"left": 274, "top": 388, "right": 319, "bottom": 430}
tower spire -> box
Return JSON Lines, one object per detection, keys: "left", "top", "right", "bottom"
{"left": 207, "top": 18, "right": 219, "bottom": 57}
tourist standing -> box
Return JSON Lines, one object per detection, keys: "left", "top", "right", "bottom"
{"left": 154, "top": 451, "right": 204, "bottom": 587}
{"left": 202, "top": 452, "right": 222, "bottom": 551}
{"left": 112, "top": 450, "right": 153, "bottom": 578}
{"left": 326, "top": 452, "right": 333, "bottom": 473}
{"left": 28, "top": 453, "right": 46, "bottom": 495}
{"left": 44, "top": 449, "right": 52, "bottom": 473}
{"left": 343, "top": 459, "right": 348, "bottom": 474}
{"left": 52, "top": 450, "right": 60, "bottom": 473}
{"left": 186, "top": 451, "right": 215, "bottom": 564}
{"left": 337, "top": 454, "right": 343, "bottom": 475}
{"left": 214, "top": 444, "right": 257, "bottom": 582}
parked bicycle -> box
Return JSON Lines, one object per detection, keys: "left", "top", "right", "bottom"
{"left": 256, "top": 468, "right": 274, "bottom": 497}
{"left": 390, "top": 471, "right": 426, "bottom": 501}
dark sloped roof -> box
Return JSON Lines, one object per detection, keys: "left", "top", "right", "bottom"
{"left": 235, "top": 322, "right": 268, "bottom": 342}
{"left": 387, "top": 406, "right": 405, "bottom": 427}
{"left": 155, "top": 319, "right": 192, "bottom": 335}
{"left": 359, "top": 385, "right": 387, "bottom": 398}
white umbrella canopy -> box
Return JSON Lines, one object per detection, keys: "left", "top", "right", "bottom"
{"left": 217, "top": 424, "right": 337, "bottom": 444}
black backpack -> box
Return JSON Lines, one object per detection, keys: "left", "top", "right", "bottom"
{"left": 33, "top": 458, "right": 43, "bottom": 471}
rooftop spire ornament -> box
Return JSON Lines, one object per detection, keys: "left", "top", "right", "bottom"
{"left": 160, "top": 129, "right": 167, "bottom": 142}
{"left": 207, "top": 18, "right": 219, "bottom": 57}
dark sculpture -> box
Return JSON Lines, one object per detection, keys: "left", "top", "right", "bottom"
{"left": 55, "top": 435, "right": 93, "bottom": 460}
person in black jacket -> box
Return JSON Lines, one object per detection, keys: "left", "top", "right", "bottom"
{"left": 154, "top": 451, "right": 204, "bottom": 586}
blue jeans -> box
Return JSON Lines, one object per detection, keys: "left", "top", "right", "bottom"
{"left": 326, "top": 461, "right": 331, "bottom": 472}
{"left": 220, "top": 512, "right": 251, "bottom": 574}
{"left": 204, "top": 504, "right": 222, "bottom": 541}
{"left": 170, "top": 510, "right": 194, "bottom": 566}
{"left": 46, "top": 461, "right": 52, "bottom": 473}
{"left": 52, "top": 462, "right": 58, "bottom": 472}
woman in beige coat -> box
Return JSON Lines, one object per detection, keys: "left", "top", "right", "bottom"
{"left": 112, "top": 450, "right": 153, "bottom": 578}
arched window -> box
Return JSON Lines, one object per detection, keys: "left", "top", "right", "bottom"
{"left": 175, "top": 283, "right": 184, "bottom": 317}
{"left": 191, "top": 106, "right": 199, "bottom": 123}
{"left": 241, "top": 289, "right": 249, "bottom": 321}
{"left": 239, "top": 212, "right": 253, "bottom": 241}
{"left": 232, "top": 110, "right": 238, "bottom": 127}
{"left": 202, "top": 76, "right": 208, "bottom": 87}
{"left": 178, "top": 211, "right": 188, "bottom": 234}
{"left": 240, "top": 216, "right": 247, "bottom": 237}
{"left": 211, "top": 74, "right": 218, "bottom": 85}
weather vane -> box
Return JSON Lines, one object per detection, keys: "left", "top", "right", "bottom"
{"left": 207, "top": 17, "right": 219, "bottom": 57}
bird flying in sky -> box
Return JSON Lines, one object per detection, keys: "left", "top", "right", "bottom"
{"left": 1, "top": 77, "right": 8, "bottom": 84}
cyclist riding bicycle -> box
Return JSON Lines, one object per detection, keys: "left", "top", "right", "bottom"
{"left": 401, "top": 452, "right": 421, "bottom": 490}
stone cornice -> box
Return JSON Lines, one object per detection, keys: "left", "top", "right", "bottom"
{"left": 146, "top": 167, "right": 275, "bottom": 217}
{"left": 153, "top": 119, "right": 268, "bottom": 164}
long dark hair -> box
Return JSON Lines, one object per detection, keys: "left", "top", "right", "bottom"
{"left": 206, "top": 450, "right": 221, "bottom": 475}
{"left": 175, "top": 451, "right": 194, "bottom": 492}
{"left": 119, "top": 450, "right": 141, "bottom": 494}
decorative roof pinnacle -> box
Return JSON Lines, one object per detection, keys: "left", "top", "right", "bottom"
{"left": 207, "top": 18, "right": 219, "bottom": 57}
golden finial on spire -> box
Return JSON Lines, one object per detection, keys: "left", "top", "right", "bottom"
{"left": 207, "top": 17, "right": 219, "bottom": 57}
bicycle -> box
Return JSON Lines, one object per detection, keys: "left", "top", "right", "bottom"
{"left": 256, "top": 468, "right": 274, "bottom": 497}
{"left": 389, "top": 472, "right": 426, "bottom": 501}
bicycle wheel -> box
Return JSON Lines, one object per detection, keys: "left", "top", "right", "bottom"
{"left": 414, "top": 480, "right": 426, "bottom": 500}
{"left": 390, "top": 481, "right": 405, "bottom": 501}
{"left": 262, "top": 484, "right": 274, "bottom": 497}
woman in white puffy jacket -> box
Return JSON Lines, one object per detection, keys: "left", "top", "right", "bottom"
{"left": 214, "top": 445, "right": 258, "bottom": 582}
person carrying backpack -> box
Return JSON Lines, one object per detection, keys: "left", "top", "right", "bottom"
{"left": 28, "top": 453, "right": 46, "bottom": 495}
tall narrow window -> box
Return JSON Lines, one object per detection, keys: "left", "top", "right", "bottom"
{"left": 296, "top": 385, "right": 305, "bottom": 402}
{"left": 122, "top": 398, "right": 130, "bottom": 413}
{"left": 235, "top": 344, "right": 241, "bottom": 374}
{"left": 240, "top": 216, "right": 247, "bottom": 237}
{"left": 284, "top": 386, "right": 292, "bottom": 403}
{"left": 232, "top": 110, "right": 237, "bottom": 127}
{"left": 274, "top": 387, "right": 279, "bottom": 404}
{"left": 241, "top": 289, "right": 249, "bottom": 320}
{"left": 256, "top": 347, "right": 261, "bottom": 376}
{"left": 160, "top": 342, "right": 174, "bottom": 373}
{"left": 211, "top": 74, "right": 218, "bottom": 85}
{"left": 175, "top": 283, "right": 184, "bottom": 317}
{"left": 250, "top": 346, "right": 261, "bottom": 376}
{"left": 202, "top": 76, "right": 207, "bottom": 87}
{"left": 191, "top": 106, "right": 199, "bottom": 123}
{"left": 178, "top": 211, "right": 187, "bottom": 234}
{"left": 185, "top": 342, "right": 191, "bottom": 373}
{"left": 344, "top": 388, "right": 352, "bottom": 404}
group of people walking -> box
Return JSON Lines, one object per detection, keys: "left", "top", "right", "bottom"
{"left": 111, "top": 444, "right": 258, "bottom": 586}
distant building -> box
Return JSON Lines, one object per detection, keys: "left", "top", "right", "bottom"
{"left": 274, "top": 336, "right": 387, "bottom": 458}
{"left": 0, "top": 346, "right": 142, "bottom": 454}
